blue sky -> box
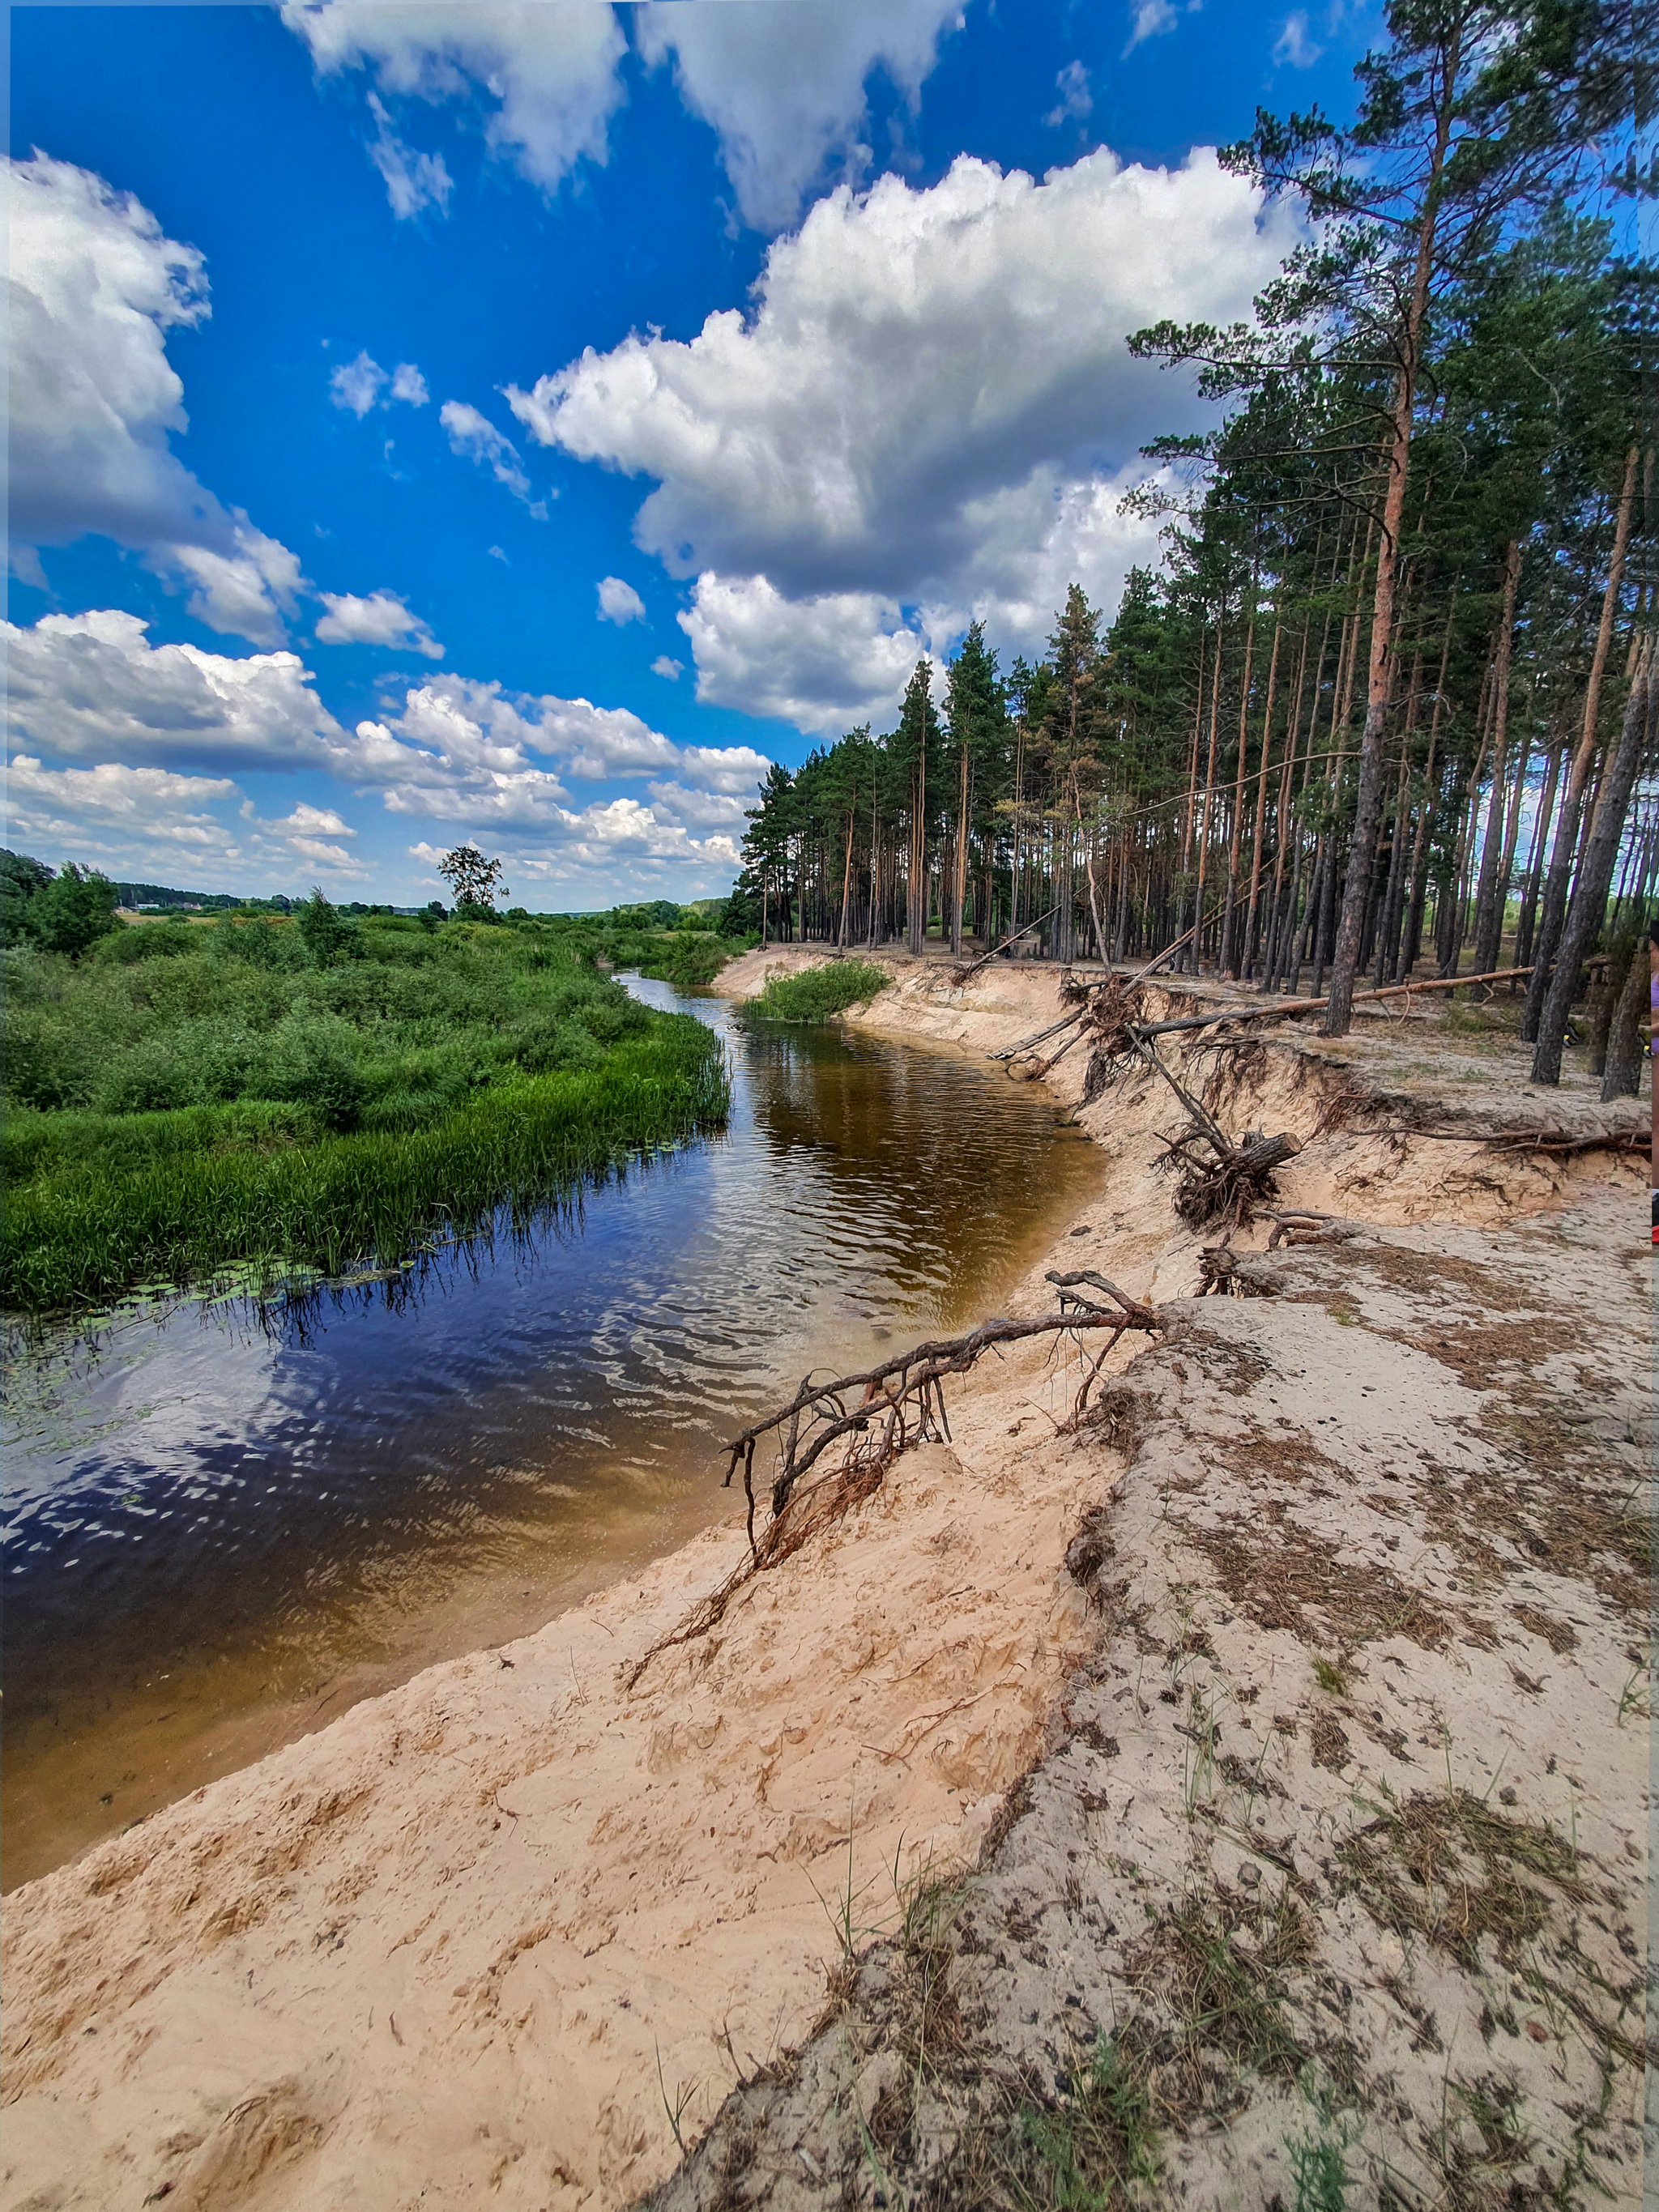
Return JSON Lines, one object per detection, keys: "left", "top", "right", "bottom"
{"left": 6, "top": 0, "right": 1376, "bottom": 906}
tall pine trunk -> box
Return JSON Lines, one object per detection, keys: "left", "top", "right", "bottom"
{"left": 1324, "top": 57, "right": 1456, "bottom": 1035}
{"left": 1524, "top": 445, "right": 1640, "bottom": 1041}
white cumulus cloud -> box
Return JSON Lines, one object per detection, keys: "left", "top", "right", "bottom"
{"left": 2, "top": 610, "right": 354, "bottom": 773}
{"left": 1273, "top": 11, "right": 1323, "bottom": 66}
{"left": 7, "top": 151, "right": 307, "bottom": 647}
{"left": 596, "top": 575, "right": 646, "bottom": 625}
{"left": 315, "top": 588, "right": 445, "bottom": 658}
{"left": 260, "top": 800, "right": 360, "bottom": 870}
{"left": 366, "top": 91, "right": 454, "bottom": 219}
{"left": 281, "top": 0, "right": 963, "bottom": 237}
{"left": 633, "top": 0, "right": 964, "bottom": 231}
{"left": 677, "top": 574, "right": 927, "bottom": 735}
{"left": 5, "top": 756, "right": 241, "bottom": 866}
{"left": 331, "top": 348, "right": 388, "bottom": 416}
{"left": 507, "top": 147, "right": 1294, "bottom": 732}
{"left": 537, "top": 697, "right": 678, "bottom": 779}
{"left": 280, "top": 1, "right": 628, "bottom": 208}
{"left": 1124, "top": 0, "right": 1179, "bottom": 54}
{"left": 350, "top": 675, "right": 766, "bottom": 881}
{"left": 331, "top": 350, "right": 432, "bottom": 414}
{"left": 650, "top": 654, "right": 683, "bottom": 680}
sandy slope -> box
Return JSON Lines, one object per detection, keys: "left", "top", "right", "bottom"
{"left": 2, "top": 953, "right": 1645, "bottom": 2212}
{"left": 654, "top": 1187, "right": 1650, "bottom": 2211}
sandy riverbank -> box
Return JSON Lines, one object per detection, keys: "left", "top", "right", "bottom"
{"left": 2, "top": 953, "right": 1646, "bottom": 2210}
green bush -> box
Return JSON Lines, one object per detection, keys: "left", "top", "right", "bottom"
{"left": 93, "top": 919, "right": 198, "bottom": 966}
{"left": 4, "top": 1007, "right": 102, "bottom": 1110}
{"left": 258, "top": 1016, "right": 367, "bottom": 1130}
{"left": 664, "top": 931, "right": 729, "bottom": 987}
{"left": 211, "top": 913, "right": 296, "bottom": 969}
{"left": 91, "top": 1037, "right": 199, "bottom": 1116}
{"left": 23, "top": 865, "right": 122, "bottom": 957}
{"left": 295, "top": 888, "right": 359, "bottom": 969}
{"left": 737, "top": 959, "right": 889, "bottom": 1024}
{"left": 515, "top": 1016, "right": 607, "bottom": 1073}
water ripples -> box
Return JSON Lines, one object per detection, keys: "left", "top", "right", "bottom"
{"left": 2, "top": 978, "right": 1101, "bottom": 1883}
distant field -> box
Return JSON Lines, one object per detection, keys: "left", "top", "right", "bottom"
{"left": 1, "top": 907, "right": 737, "bottom": 1314}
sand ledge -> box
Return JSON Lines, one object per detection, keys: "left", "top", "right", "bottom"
{"left": 2, "top": 956, "right": 1646, "bottom": 2210}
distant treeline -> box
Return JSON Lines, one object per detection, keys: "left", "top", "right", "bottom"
{"left": 0, "top": 851, "right": 745, "bottom": 951}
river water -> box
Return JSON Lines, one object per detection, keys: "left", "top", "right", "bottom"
{"left": 2, "top": 978, "right": 1102, "bottom": 1888}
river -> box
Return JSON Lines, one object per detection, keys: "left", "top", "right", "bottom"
{"left": 2, "top": 978, "right": 1102, "bottom": 1888}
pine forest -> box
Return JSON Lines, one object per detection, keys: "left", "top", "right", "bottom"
{"left": 732, "top": 2, "right": 1657, "bottom": 1088}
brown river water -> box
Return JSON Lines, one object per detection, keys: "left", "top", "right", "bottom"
{"left": 2, "top": 978, "right": 1102, "bottom": 1889}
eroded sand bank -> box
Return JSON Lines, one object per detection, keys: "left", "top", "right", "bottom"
{"left": 3, "top": 954, "right": 1646, "bottom": 2211}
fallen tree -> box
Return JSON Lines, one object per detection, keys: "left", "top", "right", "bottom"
{"left": 626, "top": 1289, "right": 1162, "bottom": 1690}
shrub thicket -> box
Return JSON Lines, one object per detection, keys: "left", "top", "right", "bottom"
{"left": 2, "top": 910, "right": 728, "bottom": 1311}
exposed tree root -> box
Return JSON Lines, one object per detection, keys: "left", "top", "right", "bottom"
{"left": 1155, "top": 1124, "right": 1303, "bottom": 1231}
{"left": 625, "top": 1296, "right": 1162, "bottom": 1692}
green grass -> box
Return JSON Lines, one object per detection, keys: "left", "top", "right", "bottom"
{"left": 1020, "top": 2035, "right": 1162, "bottom": 2208}
{"left": 2, "top": 914, "right": 729, "bottom": 1312}
{"left": 738, "top": 958, "right": 890, "bottom": 1024}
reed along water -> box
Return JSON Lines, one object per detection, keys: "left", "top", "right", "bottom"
{"left": 2, "top": 978, "right": 1102, "bottom": 1887}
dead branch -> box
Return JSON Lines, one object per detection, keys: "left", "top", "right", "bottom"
{"left": 1351, "top": 1125, "right": 1644, "bottom": 1157}
{"left": 990, "top": 1006, "right": 1086, "bottom": 1063}
{"left": 1195, "top": 1246, "right": 1284, "bottom": 1298}
{"left": 1040, "top": 1272, "right": 1161, "bottom": 1422}
{"left": 724, "top": 1303, "right": 1162, "bottom": 1529}
{"left": 951, "top": 904, "right": 1059, "bottom": 987}
{"left": 625, "top": 1299, "right": 1165, "bottom": 1691}
{"left": 1043, "top": 1269, "right": 1159, "bottom": 1326}
{"left": 1260, "top": 1208, "right": 1364, "bottom": 1248}
{"left": 988, "top": 911, "right": 1218, "bottom": 1062}
{"left": 1005, "top": 953, "right": 1616, "bottom": 1061}
{"left": 1120, "top": 960, "right": 1624, "bottom": 1043}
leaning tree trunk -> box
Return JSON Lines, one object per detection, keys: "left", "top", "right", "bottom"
{"left": 1600, "top": 934, "right": 1651, "bottom": 1101}
{"left": 1525, "top": 445, "right": 1640, "bottom": 1042}
{"left": 1531, "top": 641, "right": 1653, "bottom": 1085}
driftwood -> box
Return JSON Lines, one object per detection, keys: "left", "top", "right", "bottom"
{"left": 1195, "top": 1246, "right": 1284, "bottom": 1297}
{"left": 1000, "top": 952, "right": 1618, "bottom": 1062}
{"left": 990, "top": 1005, "right": 1090, "bottom": 1063}
{"left": 1126, "top": 964, "right": 1545, "bottom": 1041}
{"left": 625, "top": 1295, "right": 1163, "bottom": 1690}
{"left": 1197, "top": 1211, "right": 1367, "bottom": 1294}
{"left": 1043, "top": 1270, "right": 1162, "bottom": 1421}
